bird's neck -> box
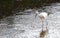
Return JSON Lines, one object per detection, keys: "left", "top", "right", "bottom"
{"left": 36, "top": 11, "right": 39, "bottom": 15}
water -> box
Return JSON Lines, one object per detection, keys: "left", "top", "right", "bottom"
{"left": 0, "top": 3, "right": 60, "bottom": 38}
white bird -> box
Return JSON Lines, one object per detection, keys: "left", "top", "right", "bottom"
{"left": 35, "top": 10, "right": 48, "bottom": 38}
{"left": 35, "top": 9, "right": 53, "bottom": 31}
{"left": 35, "top": 10, "right": 52, "bottom": 38}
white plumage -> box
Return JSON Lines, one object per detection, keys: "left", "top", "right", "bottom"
{"left": 38, "top": 12, "right": 48, "bottom": 20}
{"left": 35, "top": 10, "right": 49, "bottom": 31}
{"left": 35, "top": 10, "right": 48, "bottom": 21}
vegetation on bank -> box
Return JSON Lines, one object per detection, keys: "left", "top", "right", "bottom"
{"left": 0, "top": 0, "right": 60, "bottom": 19}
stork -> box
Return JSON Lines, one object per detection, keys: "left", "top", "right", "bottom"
{"left": 35, "top": 10, "right": 49, "bottom": 30}
{"left": 35, "top": 9, "right": 53, "bottom": 38}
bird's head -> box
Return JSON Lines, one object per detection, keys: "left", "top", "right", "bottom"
{"left": 35, "top": 10, "right": 39, "bottom": 18}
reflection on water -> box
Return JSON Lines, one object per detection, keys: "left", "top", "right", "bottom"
{"left": 0, "top": 3, "right": 60, "bottom": 38}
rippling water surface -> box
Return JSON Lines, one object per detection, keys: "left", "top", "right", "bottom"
{"left": 0, "top": 3, "right": 60, "bottom": 38}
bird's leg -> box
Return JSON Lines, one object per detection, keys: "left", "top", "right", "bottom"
{"left": 41, "top": 20, "right": 44, "bottom": 31}
{"left": 46, "top": 20, "right": 48, "bottom": 26}
{"left": 45, "top": 19, "right": 48, "bottom": 29}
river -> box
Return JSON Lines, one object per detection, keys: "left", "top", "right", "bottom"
{"left": 0, "top": 3, "right": 60, "bottom": 38}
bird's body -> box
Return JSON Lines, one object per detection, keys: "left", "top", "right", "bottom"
{"left": 38, "top": 12, "right": 48, "bottom": 21}
{"left": 35, "top": 10, "right": 48, "bottom": 21}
